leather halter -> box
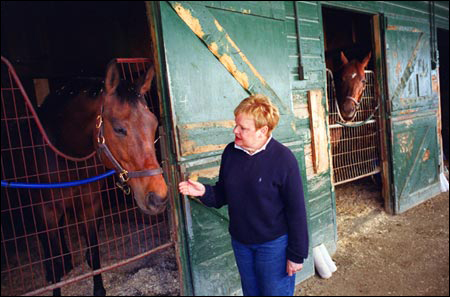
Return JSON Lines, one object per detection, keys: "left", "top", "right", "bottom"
{"left": 335, "top": 95, "right": 360, "bottom": 122}
{"left": 96, "top": 105, "right": 163, "bottom": 194}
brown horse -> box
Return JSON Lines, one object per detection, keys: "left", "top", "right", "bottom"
{"left": 334, "top": 51, "right": 371, "bottom": 122}
{"left": 35, "top": 61, "right": 168, "bottom": 295}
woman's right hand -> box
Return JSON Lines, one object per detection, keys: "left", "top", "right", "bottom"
{"left": 178, "top": 179, "right": 206, "bottom": 197}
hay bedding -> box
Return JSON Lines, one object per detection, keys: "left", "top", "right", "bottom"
{"left": 1, "top": 213, "right": 181, "bottom": 296}
{"left": 334, "top": 176, "right": 384, "bottom": 244}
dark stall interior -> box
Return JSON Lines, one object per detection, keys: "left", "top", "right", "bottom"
{"left": 322, "top": 6, "right": 374, "bottom": 72}
{"left": 1, "top": 1, "right": 153, "bottom": 107}
{"left": 437, "top": 28, "right": 449, "bottom": 164}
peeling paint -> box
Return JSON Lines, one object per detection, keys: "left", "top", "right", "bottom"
{"left": 190, "top": 166, "right": 220, "bottom": 181}
{"left": 398, "top": 133, "right": 413, "bottom": 154}
{"left": 214, "top": 19, "right": 223, "bottom": 32}
{"left": 399, "top": 108, "right": 419, "bottom": 115}
{"left": 179, "top": 120, "right": 235, "bottom": 130}
{"left": 396, "top": 61, "right": 402, "bottom": 77}
{"left": 208, "top": 42, "right": 219, "bottom": 56}
{"left": 291, "top": 121, "right": 296, "bottom": 132}
{"left": 293, "top": 102, "right": 310, "bottom": 119}
{"left": 432, "top": 74, "right": 439, "bottom": 93}
{"left": 422, "top": 149, "right": 430, "bottom": 162}
{"left": 308, "top": 90, "right": 328, "bottom": 174}
{"left": 403, "top": 119, "right": 414, "bottom": 128}
{"left": 182, "top": 140, "right": 227, "bottom": 156}
{"left": 224, "top": 34, "right": 266, "bottom": 86}
{"left": 173, "top": 2, "right": 205, "bottom": 38}
{"left": 218, "top": 54, "right": 250, "bottom": 89}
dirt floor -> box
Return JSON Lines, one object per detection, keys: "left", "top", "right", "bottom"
{"left": 297, "top": 177, "right": 449, "bottom": 296}
{"left": 3, "top": 176, "right": 448, "bottom": 296}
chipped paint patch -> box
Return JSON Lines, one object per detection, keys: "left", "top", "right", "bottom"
{"left": 179, "top": 120, "right": 235, "bottom": 130}
{"left": 291, "top": 121, "right": 297, "bottom": 132}
{"left": 398, "top": 133, "right": 413, "bottom": 154}
{"left": 403, "top": 119, "right": 414, "bottom": 128}
{"left": 432, "top": 74, "right": 439, "bottom": 93}
{"left": 190, "top": 166, "right": 220, "bottom": 181}
{"left": 214, "top": 19, "right": 223, "bottom": 32}
{"left": 224, "top": 34, "right": 266, "bottom": 85}
{"left": 422, "top": 149, "right": 430, "bottom": 162}
{"left": 182, "top": 140, "right": 227, "bottom": 156}
{"left": 173, "top": 3, "right": 205, "bottom": 38}
{"left": 218, "top": 54, "right": 250, "bottom": 89}
{"left": 396, "top": 61, "right": 402, "bottom": 77}
{"left": 208, "top": 42, "right": 219, "bottom": 56}
{"left": 293, "top": 102, "right": 310, "bottom": 119}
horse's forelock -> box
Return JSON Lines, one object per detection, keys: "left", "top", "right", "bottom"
{"left": 114, "top": 80, "right": 146, "bottom": 106}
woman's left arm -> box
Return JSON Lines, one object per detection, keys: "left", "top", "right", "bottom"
{"left": 282, "top": 157, "right": 309, "bottom": 265}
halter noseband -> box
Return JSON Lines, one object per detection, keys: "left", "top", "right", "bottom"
{"left": 96, "top": 106, "right": 163, "bottom": 195}
{"left": 335, "top": 95, "right": 360, "bottom": 122}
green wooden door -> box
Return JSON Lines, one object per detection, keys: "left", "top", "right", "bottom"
{"left": 157, "top": 1, "right": 310, "bottom": 295}
{"left": 384, "top": 17, "right": 441, "bottom": 214}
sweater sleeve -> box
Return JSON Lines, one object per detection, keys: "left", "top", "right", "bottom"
{"left": 282, "top": 159, "right": 309, "bottom": 263}
{"left": 199, "top": 145, "right": 230, "bottom": 209}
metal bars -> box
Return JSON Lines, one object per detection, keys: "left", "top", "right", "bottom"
{"left": 327, "top": 69, "right": 382, "bottom": 185}
{"left": 1, "top": 57, "right": 174, "bottom": 295}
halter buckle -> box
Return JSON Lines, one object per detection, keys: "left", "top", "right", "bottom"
{"left": 119, "top": 170, "right": 130, "bottom": 183}
{"left": 96, "top": 115, "right": 103, "bottom": 128}
{"left": 116, "top": 181, "right": 131, "bottom": 195}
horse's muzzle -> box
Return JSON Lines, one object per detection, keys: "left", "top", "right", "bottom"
{"left": 144, "top": 192, "right": 168, "bottom": 215}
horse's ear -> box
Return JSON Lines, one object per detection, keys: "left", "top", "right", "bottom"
{"left": 105, "top": 61, "right": 120, "bottom": 95}
{"left": 362, "top": 51, "right": 372, "bottom": 68}
{"left": 340, "top": 51, "right": 349, "bottom": 65}
{"left": 137, "top": 67, "right": 155, "bottom": 96}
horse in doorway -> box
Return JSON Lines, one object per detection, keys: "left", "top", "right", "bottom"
{"left": 334, "top": 51, "right": 371, "bottom": 122}
{"left": 35, "top": 60, "right": 168, "bottom": 295}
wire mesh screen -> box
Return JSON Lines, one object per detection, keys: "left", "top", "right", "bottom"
{"left": 1, "top": 57, "right": 174, "bottom": 295}
{"left": 327, "top": 69, "right": 382, "bottom": 185}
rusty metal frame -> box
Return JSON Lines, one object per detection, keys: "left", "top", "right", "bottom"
{"left": 327, "top": 69, "right": 382, "bottom": 186}
{"left": 1, "top": 57, "right": 177, "bottom": 295}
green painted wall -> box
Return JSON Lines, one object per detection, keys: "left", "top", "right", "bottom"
{"left": 152, "top": 1, "right": 448, "bottom": 295}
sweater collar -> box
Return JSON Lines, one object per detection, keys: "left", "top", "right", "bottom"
{"left": 234, "top": 135, "right": 273, "bottom": 156}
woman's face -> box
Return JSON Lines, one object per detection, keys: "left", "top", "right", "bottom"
{"left": 233, "top": 113, "right": 268, "bottom": 152}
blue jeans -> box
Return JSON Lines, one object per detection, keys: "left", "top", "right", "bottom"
{"left": 231, "top": 234, "right": 296, "bottom": 296}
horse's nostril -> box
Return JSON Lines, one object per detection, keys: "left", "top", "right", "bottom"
{"left": 146, "top": 192, "right": 167, "bottom": 209}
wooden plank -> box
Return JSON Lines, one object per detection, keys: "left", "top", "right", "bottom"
{"left": 168, "top": 1, "right": 288, "bottom": 113}
{"left": 308, "top": 89, "right": 329, "bottom": 174}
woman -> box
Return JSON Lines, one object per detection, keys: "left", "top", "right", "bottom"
{"left": 179, "top": 94, "right": 308, "bottom": 296}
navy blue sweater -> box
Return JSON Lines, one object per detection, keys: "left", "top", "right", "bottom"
{"left": 200, "top": 138, "right": 309, "bottom": 263}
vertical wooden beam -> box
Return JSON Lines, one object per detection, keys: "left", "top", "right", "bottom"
{"left": 308, "top": 89, "right": 329, "bottom": 174}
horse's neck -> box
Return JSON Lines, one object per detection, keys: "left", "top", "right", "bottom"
{"left": 63, "top": 95, "right": 103, "bottom": 156}
{"left": 40, "top": 93, "right": 103, "bottom": 158}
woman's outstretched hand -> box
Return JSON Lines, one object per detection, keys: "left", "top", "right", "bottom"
{"left": 179, "top": 179, "right": 206, "bottom": 197}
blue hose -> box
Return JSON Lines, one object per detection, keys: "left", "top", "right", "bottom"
{"left": 1, "top": 170, "right": 116, "bottom": 189}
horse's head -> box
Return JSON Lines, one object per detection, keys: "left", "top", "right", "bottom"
{"left": 96, "top": 62, "right": 168, "bottom": 215}
{"left": 335, "top": 51, "right": 371, "bottom": 122}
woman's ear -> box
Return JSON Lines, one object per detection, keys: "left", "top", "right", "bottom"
{"left": 259, "top": 125, "right": 269, "bottom": 137}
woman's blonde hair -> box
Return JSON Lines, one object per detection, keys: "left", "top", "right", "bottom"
{"left": 234, "top": 94, "right": 280, "bottom": 134}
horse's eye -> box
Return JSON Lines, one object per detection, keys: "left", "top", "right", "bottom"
{"left": 113, "top": 126, "right": 127, "bottom": 136}
{"left": 362, "top": 79, "right": 367, "bottom": 84}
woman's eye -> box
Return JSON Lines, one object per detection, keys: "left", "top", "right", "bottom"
{"left": 113, "top": 126, "right": 127, "bottom": 136}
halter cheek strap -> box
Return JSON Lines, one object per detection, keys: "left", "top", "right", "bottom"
{"left": 345, "top": 96, "right": 360, "bottom": 107}
{"left": 96, "top": 110, "right": 163, "bottom": 194}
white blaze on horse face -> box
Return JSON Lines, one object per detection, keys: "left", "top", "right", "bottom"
{"left": 351, "top": 73, "right": 357, "bottom": 79}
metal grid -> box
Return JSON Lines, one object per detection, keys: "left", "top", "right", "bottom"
{"left": 327, "top": 69, "right": 382, "bottom": 185}
{"left": 1, "top": 57, "right": 174, "bottom": 295}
